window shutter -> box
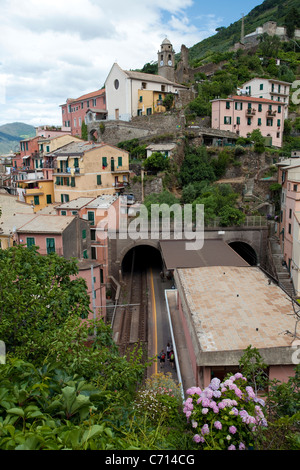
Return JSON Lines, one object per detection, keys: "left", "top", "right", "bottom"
{"left": 118, "top": 157, "right": 122, "bottom": 167}
{"left": 97, "top": 174, "right": 102, "bottom": 185}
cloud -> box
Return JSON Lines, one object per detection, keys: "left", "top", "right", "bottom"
{"left": 0, "top": 0, "right": 224, "bottom": 126}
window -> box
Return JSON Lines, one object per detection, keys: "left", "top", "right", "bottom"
{"left": 226, "top": 101, "right": 230, "bottom": 109}
{"left": 139, "top": 96, "right": 143, "bottom": 102}
{"left": 102, "top": 157, "right": 107, "bottom": 168}
{"left": 46, "top": 194, "right": 52, "bottom": 204}
{"left": 277, "top": 119, "right": 281, "bottom": 127}
{"left": 61, "top": 210, "right": 67, "bottom": 216}
{"left": 79, "top": 117, "right": 81, "bottom": 126}
{"left": 46, "top": 238, "right": 55, "bottom": 254}
{"left": 91, "top": 247, "right": 97, "bottom": 260}
{"left": 93, "top": 99, "right": 97, "bottom": 106}
{"left": 72, "top": 211, "right": 78, "bottom": 215}
{"left": 46, "top": 145, "right": 50, "bottom": 153}
{"left": 26, "top": 237, "right": 35, "bottom": 248}
{"left": 74, "top": 118, "right": 76, "bottom": 127}
{"left": 235, "top": 102, "right": 243, "bottom": 110}
{"left": 91, "top": 229, "right": 96, "bottom": 241}
{"left": 34, "top": 196, "right": 39, "bottom": 206}
{"left": 88, "top": 211, "right": 95, "bottom": 225}
{"left": 260, "top": 83, "right": 264, "bottom": 90}
{"left": 81, "top": 102, "right": 84, "bottom": 109}
{"left": 278, "top": 105, "right": 281, "bottom": 113}
{"left": 74, "top": 157, "right": 79, "bottom": 168}
{"left": 247, "top": 117, "right": 252, "bottom": 126}
{"left": 258, "top": 104, "right": 262, "bottom": 112}
{"left": 236, "top": 117, "right": 240, "bottom": 125}
{"left": 86, "top": 101, "right": 89, "bottom": 108}
{"left": 224, "top": 116, "right": 231, "bottom": 125}
{"left": 83, "top": 250, "right": 88, "bottom": 259}
{"left": 71, "top": 177, "right": 75, "bottom": 187}
{"left": 146, "top": 107, "right": 152, "bottom": 115}
{"left": 294, "top": 184, "right": 298, "bottom": 192}
{"left": 267, "top": 118, "right": 273, "bottom": 126}
{"left": 288, "top": 224, "right": 291, "bottom": 235}
{"left": 82, "top": 229, "right": 87, "bottom": 239}
{"left": 61, "top": 194, "right": 69, "bottom": 203}
{"left": 97, "top": 174, "right": 102, "bottom": 185}
{"left": 289, "top": 209, "right": 292, "bottom": 219}
{"left": 141, "top": 82, "right": 147, "bottom": 89}
{"left": 118, "top": 156, "right": 122, "bottom": 167}
{"left": 258, "top": 118, "right": 262, "bottom": 126}
{"left": 100, "top": 268, "right": 104, "bottom": 284}
{"left": 114, "top": 79, "right": 119, "bottom": 90}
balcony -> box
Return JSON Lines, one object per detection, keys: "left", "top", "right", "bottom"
{"left": 245, "top": 108, "right": 256, "bottom": 116}
{"left": 55, "top": 167, "right": 80, "bottom": 175}
{"left": 267, "top": 110, "right": 277, "bottom": 117}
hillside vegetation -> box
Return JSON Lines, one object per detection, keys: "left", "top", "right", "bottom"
{"left": 0, "top": 122, "right": 35, "bottom": 154}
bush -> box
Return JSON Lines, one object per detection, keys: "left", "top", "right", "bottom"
{"left": 183, "top": 373, "right": 268, "bottom": 450}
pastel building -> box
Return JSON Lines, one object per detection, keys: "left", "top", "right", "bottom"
{"left": 277, "top": 160, "right": 300, "bottom": 272}
{"left": 15, "top": 213, "right": 105, "bottom": 318}
{"left": 105, "top": 62, "right": 187, "bottom": 121}
{"left": 242, "top": 78, "right": 291, "bottom": 118}
{"left": 211, "top": 95, "right": 285, "bottom": 147}
{"left": 60, "top": 89, "right": 107, "bottom": 136}
{"left": 51, "top": 141, "right": 130, "bottom": 203}
{"left": 172, "top": 265, "right": 298, "bottom": 388}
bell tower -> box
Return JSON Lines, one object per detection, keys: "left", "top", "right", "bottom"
{"left": 158, "top": 38, "right": 175, "bottom": 82}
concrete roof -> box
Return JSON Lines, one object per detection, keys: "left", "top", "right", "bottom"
{"left": 160, "top": 239, "right": 249, "bottom": 270}
{"left": 124, "top": 70, "right": 186, "bottom": 88}
{"left": 0, "top": 213, "right": 36, "bottom": 236}
{"left": 55, "top": 197, "right": 95, "bottom": 210}
{"left": 86, "top": 194, "right": 118, "bottom": 209}
{"left": 146, "top": 143, "right": 176, "bottom": 151}
{"left": 176, "top": 265, "right": 297, "bottom": 352}
{"left": 16, "top": 214, "right": 75, "bottom": 233}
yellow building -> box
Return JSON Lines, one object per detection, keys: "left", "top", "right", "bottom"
{"left": 0, "top": 192, "right": 35, "bottom": 249}
{"left": 51, "top": 141, "right": 130, "bottom": 203}
{"left": 39, "top": 134, "right": 83, "bottom": 155}
{"left": 18, "top": 180, "right": 55, "bottom": 212}
{"left": 137, "top": 89, "right": 170, "bottom": 116}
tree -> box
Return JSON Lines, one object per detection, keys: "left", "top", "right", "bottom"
{"left": 179, "top": 146, "right": 216, "bottom": 187}
{"left": 163, "top": 94, "right": 174, "bottom": 111}
{"left": 81, "top": 121, "right": 88, "bottom": 140}
{"left": 285, "top": 7, "right": 300, "bottom": 39}
{"left": 143, "top": 152, "right": 170, "bottom": 172}
{"left": 0, "top": 245, "right": 91, "bottom": 361}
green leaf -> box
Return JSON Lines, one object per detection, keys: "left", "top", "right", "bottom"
{"left": 6, "top": 408, "right": 24, "bottom": 417}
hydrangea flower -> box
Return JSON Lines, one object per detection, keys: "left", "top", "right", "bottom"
{"left": 201, "top": 424, "right": 209, "bottom": 435}
{"left": 214, "top": 421, "right": 222, "bottom": 430}
{"left": 229, "top": 425, "right": 237, "bottom": 434}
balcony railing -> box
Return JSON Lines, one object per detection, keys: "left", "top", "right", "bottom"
{"left": 55, "top": 167, "right": 80, "bottom": 174}
{"left": 267, "top": 110, "right": 277, "bottom": 116}
{"left": 245, "top": 108, "right": 256, "bottom": 116}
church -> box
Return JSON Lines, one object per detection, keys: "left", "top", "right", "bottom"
{"left": 104, "top": 38, "right": 188, "bottom": 122}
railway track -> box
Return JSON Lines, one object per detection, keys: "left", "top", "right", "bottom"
{"left": 118, "top": 249, "right": 148, "bottom": 357}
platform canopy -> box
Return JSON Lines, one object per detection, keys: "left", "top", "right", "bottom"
{"left": 159, "top": 239, "right": 249, "bottom": 270}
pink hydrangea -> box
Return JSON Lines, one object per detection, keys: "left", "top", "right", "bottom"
{"left": 202, "top": 408, "right": 209, "bottom": 415}
{"left": 214, "top": 421, "right": 222, "bottom": 430}
{"left": 228, "top": 444, "right": 236, "bottom": 450}
{"left": 239, "top": 442, "right": 246, "bottom": 450}
{"left": 187, "top": 386, "right": 202, "bottom": 396}
{"left": 229, "top": 425, "right": 237, "bottom": 434}
{"left": 201, "top": 424, "right": 209, "bottom": 435}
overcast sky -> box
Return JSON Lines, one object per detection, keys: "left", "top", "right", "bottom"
{"left": 0, "top": 0, "right": 262, "bottom": 127}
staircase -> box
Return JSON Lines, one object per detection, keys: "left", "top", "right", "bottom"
{"left": 269, "top": 235, "right": 295, "bottom": 298}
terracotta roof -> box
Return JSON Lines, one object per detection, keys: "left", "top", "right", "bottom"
{"left": 63, "top": 89, "right": 105, "bottom": 105}
{"left": 231, "top": 95, "right": 285, "bottom": 104}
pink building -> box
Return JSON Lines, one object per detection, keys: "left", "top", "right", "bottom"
{"left": 60, "top": 89, "right": 107, "bottom": 137}
{"left": 18, "top": 136, "right": 40, "bottom": 171}
{"left": 172, "top": 264, "right": 298, "bottom": 389}
{"left": 211, "top": 95, "right": 285, "bottom": 147}
{"left": 277, "top": 159, "right": 300, "bottom": 270}
{"left": 16, "top": 214, "right": 106, "bottom": 320}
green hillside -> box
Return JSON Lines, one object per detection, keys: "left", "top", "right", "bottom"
{"left": 188, "top": 0, "right": 300, "bottom": 64}
{"left": 0, "top": 122, "right": 36, "bottom": 154}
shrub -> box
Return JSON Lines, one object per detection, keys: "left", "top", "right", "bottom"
{"left": 183, "top": 373, "right": 268, "bottom": 450}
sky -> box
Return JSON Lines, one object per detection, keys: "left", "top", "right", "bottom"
{"left": 0, "top": 0, "right": 263, "bottom": 128}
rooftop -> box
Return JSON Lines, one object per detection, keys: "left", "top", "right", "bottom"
{"left": 86, "top": 194, "right": 119, "bottom": 209}
{"left": 177, "top": 265, "right": 297, "bottom": 352}
{"left": 160, "top": 239, "right": 248, "bottom": 270}
{"left": 61, "top": 89, "right": 105, "bottom": 106}
{"left": 55, "top": 197, "right": 95, "bottom": 210}
{"left": 16, "top": 214, "right": 76, "bottom": 233}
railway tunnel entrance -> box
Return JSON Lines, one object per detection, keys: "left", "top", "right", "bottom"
{"left": 122, "top": 244, "right": 164, "bottom": 273}
{"left": 228, "top": 241, "right": 258, "bottom": 266}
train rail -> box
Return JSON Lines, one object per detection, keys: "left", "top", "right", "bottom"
{"left": 117, "top": 249, "right": 148, "bottom": 357}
